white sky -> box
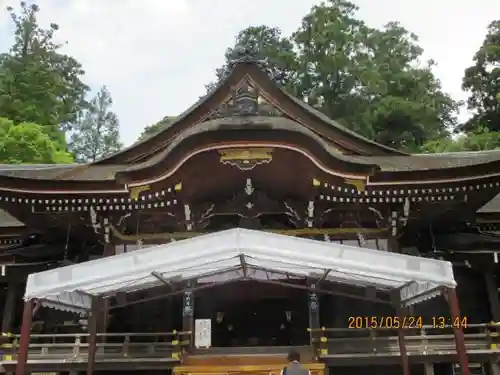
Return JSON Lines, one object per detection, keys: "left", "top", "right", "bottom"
{"left": 0, "top": 0, "right": 498, "bottom": 146}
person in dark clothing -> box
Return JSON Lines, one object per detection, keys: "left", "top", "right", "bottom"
{"left": 281, "top": 350, "right": 310, "bottom": 375}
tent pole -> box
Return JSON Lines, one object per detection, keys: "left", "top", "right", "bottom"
{"left": 444, "top": 287, "right": 469, "bottom": 375}
{"left": 86, "top": 297, "right": 100, "bottom": 375}
{"left": 393, "top": 293, "right": 410, "bottom": 375}
{"left": 15, "top": 299, "right": 34, "bottom": 375}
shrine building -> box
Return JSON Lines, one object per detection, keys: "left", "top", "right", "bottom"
{"left": 1, "top": 51, "right": 500, "bottom": 375}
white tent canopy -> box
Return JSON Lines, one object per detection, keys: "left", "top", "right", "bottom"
{"left": 25, "top": 228, "right": 456, "bottom": 315}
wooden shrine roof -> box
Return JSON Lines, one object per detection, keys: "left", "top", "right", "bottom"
{"left": 355, "top": 151, "right": 500, "bottom": 171}
{"left": 93, "top": 55, "right": 407, "bottom": 165}
{"left": 0, "top": 164, "right": 126, "bottom": 181}
{"left": 1, "top": 52, "right": 500, "bottom": 231}
{"left": 0, "top": 149, "right": 500, "bottom": 182}
{"left": 0, "top": 53, "right": 498, "bottom": 184}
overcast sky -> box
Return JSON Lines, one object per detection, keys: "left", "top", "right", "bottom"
{"left": 0, "top": 0, "right": 498, "bottom": 146}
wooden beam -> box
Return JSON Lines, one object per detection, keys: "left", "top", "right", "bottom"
{"left": 316, "top": 269, "right": 331, "bottom": 285}
{"left": 239, "top": 254, "right": 248, "bottom": 277}
{"left": 109, "top": 223, "right": 387, "bottom": 242}
{"left": 108, "top": 277, "right": 247, "bottom": 310}
{"left": 151, "top": 271, "right": 173, "bottom": 287}
{"left": 248, "top": 278, "right": 391, "bottom": 304}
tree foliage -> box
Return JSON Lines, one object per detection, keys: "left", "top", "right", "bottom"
{"left": 355, "top": 24, "right": 458, "bottom": 150}
{"left": 423, "top": 20, "right": 500, "bottom": 153}
{"left": 137, "top": 116, "right": 177, "bottom": 142}
{"left": 0, "top": 2, "right": 121, "bottom": 165}
{"left": 0, "top": 2, "right": 89, "bottom": 129}
{"left": 204, "top": 0, "right": 459, "bottom": 151}
{"left": 0, "top": 117, "right": 73, "bottom": 164}
{"left": 422, "top": 127, "right": 500, "bottom": 153}
{"left": 69, "top": 86, "right": 122, "bottom": 163}
{"left": 462, "top": 20, "right": 500, "bottom": 132}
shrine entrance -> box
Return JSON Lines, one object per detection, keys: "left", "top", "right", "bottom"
{"left": 195, "top": 281, "right": 310, "bottom": 347}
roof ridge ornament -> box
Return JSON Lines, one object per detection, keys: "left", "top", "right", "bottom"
{"left": 228, "top": 44, "right": 269, "bottom": 71}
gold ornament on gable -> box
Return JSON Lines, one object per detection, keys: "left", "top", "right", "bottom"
{"left": 344, "top": 178, "right": 366, "bottom": 193}
{"left": 218, "top": 148, "right": 273, "bottom": 171}
{"left": 128, "top": 185, "right": 151, "bottom": 201}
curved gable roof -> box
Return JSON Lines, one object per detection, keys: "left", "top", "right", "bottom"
{"left": 95, "top": 58, "right": 405, "bottom": 165}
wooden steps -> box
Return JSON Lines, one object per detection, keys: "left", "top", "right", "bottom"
{"left": 173, "top": 362, "right": 325, "bottom": 375}
{"left": 174, "top": 348, "right": 324, "bottom": 375}
{"left": 182, "top": 354, "right": 291, "bottom": 366}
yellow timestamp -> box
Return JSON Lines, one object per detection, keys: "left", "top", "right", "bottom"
{"left": 431, "top": 316, "right": 468, "bottom": 329}
{"left": 348, "top": 316, "right": 423, "bottom": 329}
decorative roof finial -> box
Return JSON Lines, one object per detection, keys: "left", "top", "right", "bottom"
{"left": 228, "top": 43, "right": 268, "bottom": 70}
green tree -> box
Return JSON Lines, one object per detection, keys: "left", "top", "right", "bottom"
{"left": 422, "top": 127, "right": 500, "bottom": 153}
{"left": 0, "top": 117, "right": 73, "bottom": 164}
{"left": 292, "top": 0, "right": 368, "bottom": 116}
{"left": 361, "top": 24, "right": 457, "bottom": 150}
{"left": 137, "top": 116, "right": 177, "bottom": 142}
{"left": 205, "top": 25, "right": 299, "bottom": 92}
{"left": 69, "top": 86, "right": 122, "bottom": 163}
{"left": 462, "top": 20, "right": 500, "bottom": 132}
{"left": 292, "top": 1, "right": 458, "bottom": 150}
{"left": 0, "top": 2, "right": 89, "bottom": 130}
{"left": 207, "top": 0, "right": 459, "bottom": 151}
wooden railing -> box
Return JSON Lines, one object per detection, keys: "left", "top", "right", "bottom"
{"left": 309, "top": 323, "right": 500, "bottom": 359}
{"left": 0, "top": 331, "right": 191, "bottom": 362}
{"left": 1, "top": 324, "right": 500, "bottom": 365}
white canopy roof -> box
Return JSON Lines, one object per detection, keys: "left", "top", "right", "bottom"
{"left": 25, "top": 228, "right": 456, "bottom": 315}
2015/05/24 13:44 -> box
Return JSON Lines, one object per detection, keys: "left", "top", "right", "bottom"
{"left": 347, "top": 316, "right": 468, "bottom": 329}
{"left": 432, "top": 316, "right": 468, "bottom": 329}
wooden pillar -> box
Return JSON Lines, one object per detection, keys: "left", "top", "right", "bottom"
{"left": 2, "top": 283, "right": 18, "bottom": 334}
{"left": 484, "top": 269, "right": 500, "bottom": 322}
{"left": 393, "top": 294, "right": 410, "bottom": 375}
{"left": 102, "top": 243, "right": 115, "bottom": 257}
{"left": 96, "top": 299, "right": 109, "bottom": 340}
{"left": 444, "top": 288, "right": 470, "bottom": 375}
{"left": 308, "top": 281, "right": 320, "bottom": 347}
{"left": 387, "top": 235, "right": 400, "bottom": 253}
{"left": 182, "top": 282, "right": 194, "bottom": 349}
{"left": 86, "top": 298, "right": 101, "bottom": 375}
{"left": 15, "top": 299, "right": 34, "bottom": 375}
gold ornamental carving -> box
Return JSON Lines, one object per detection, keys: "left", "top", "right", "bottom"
{"left": 129, "top": 185, "right": 150, "bottom": 201}
{"left": 218, "top": 148, "right": 273, "bottom": 171}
